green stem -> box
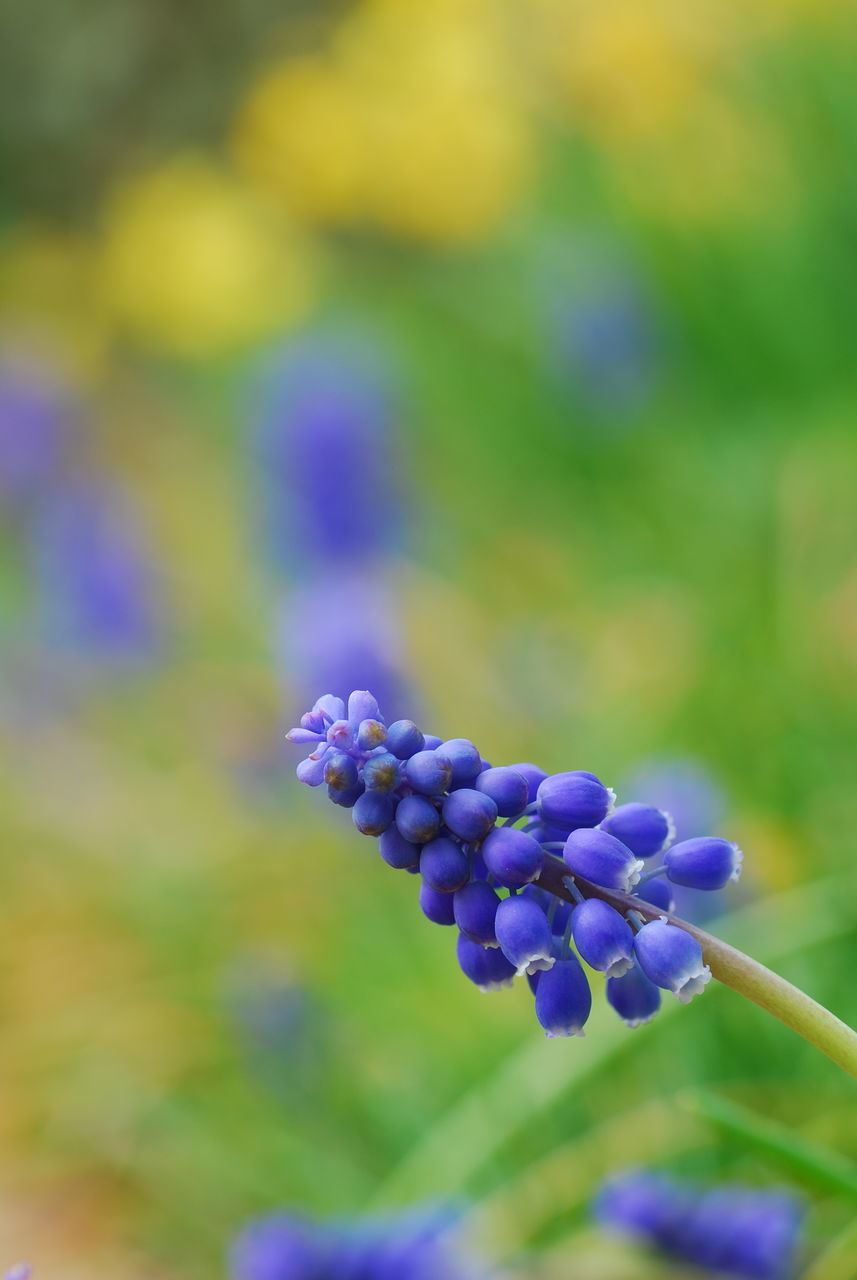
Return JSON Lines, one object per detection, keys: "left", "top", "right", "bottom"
{"left": 538, "top": 854, "right": 857, "bottom": 1080}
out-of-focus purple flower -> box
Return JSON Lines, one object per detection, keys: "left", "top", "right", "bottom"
{"left": 230, "top": 1207, "right": 484, "bottom": 1280}
{"left": 251, "top": 333, "right": 402, "bottom": 573}
{"left": 30, "top": 480, "right": 162, "bottom": 663}
{"left": 275, "top": 569, "right": 408, "bottom": 725}
{"left": 0, "top": 357, "right": 74, "bottom": 507}
{"left": 4, "top": 1266, "right": 33, "bottom": 1280}
{"left": 595, "top": 1170, "right": 804, "bottom": 1279}
{"left": 618, "top": 759, "right": 726, "bottom": 842}
{"left": 550, "top": 279, "right": 657, "bottom": 414}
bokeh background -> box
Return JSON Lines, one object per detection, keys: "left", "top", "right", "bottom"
{"left": 1, "top": 0, "right": 856, "bottom": 1275}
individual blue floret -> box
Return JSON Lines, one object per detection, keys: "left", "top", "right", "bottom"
{"left": 634, "top": 918, "right": 711, "bottom": 1003}
{"left": 495, "top": 895, "right": 556, "bottom": 977}
{"left": 453, "top": 880, "right": 501, "bottom": 947}
{"left": 534, "top": 952, "right": 592, "bottom": 1037}
{"left": 571, "top": 898, "right": 635, "bottom": 978}
{"left": 480, "top": 827, "right": 543, "bottom": 888}
{"left": 457, "top": 933, "right": 516, "bottom": 992}
{"left": 601, "top": 802, "right": 674, "bottom": 859}
{"left": 664, "top": 837, "right": 743, "bottom": 890}
{"left": 537, "top": 770, "right": 615, "bottom": 831}
{"left": 563, "top": 828, "right": 644, "bottom": 893}
{"left": 605, "top": 961, "right": 662, "bottom": 1027}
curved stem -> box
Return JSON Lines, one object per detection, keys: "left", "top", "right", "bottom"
{"left": 537, "top": 853, "right": 857, "bottom": 1080}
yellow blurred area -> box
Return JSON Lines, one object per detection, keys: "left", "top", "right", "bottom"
{"left": 98, "top": 155, "right": 317, "bottom": 358}
{"left": 233, "top": 0, "right": 531, "bottom": 244}
{"left": 0, "top": 227, "right": 110, "bottom": 378}
{"left": 535, "top": 0, "right": 729, "bottom": 144}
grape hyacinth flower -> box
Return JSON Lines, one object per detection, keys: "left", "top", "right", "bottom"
{"left": 634, "top": 918, "right": 712, "bottom": 1003}
{"left": 594, "top": 1170, "right": 804, "bottom": 1280}
{"left": 664, "top": 836, "right": 743, "bottom": 891}
{"left": 563, "top": 828, "right": 644, "bottom": 894}
{"left": 231, "top": 1206, "right": 485, "bottom": 1280}
{"left": 31, "top": 480, "right": 162, "bottom": 664}
{"left": 601, "top": 802, "right": 674, "bottom": 860}
{"left": 286, "top": 689, "right": 753, "bottom": 1044}
{"left": 571, "top": 898, "right": 635, "bottom": 978}
{"left": 0, "top": 357, "right": 73, "bottom": 511}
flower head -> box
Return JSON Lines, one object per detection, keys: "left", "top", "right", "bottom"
{"left": 287, "top": 689, "right": 742, "bottom": 1041}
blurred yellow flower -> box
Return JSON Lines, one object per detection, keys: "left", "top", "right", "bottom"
{"left": 0, "top": 226, "right": 110, "bottom": 376}
{"left": 534, "top": 0, "right": 734, "bottom": 144}
{"left": 99, "top": 155, "right": 317, "bottom": 358}
{"left": 232, "top": 0, "right": 532, "bottom": 244}
{"left": 233, "top": 57, "right": 368, "bottom": 225}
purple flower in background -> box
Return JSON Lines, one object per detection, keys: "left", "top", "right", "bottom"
{"left": 275, "top": 569, "right": 409, "bottom": 725}
{"left": 4, "top": 1267, "right": 32, "bottom": 1280}
{"left": 231, "top": 1206, "right": 484, "bottom": 1280}
{"left": 252, "top": 333, "right": 402, "bottom": 573}
{"left": 595, "top": 1170, "right": 804, "bottom": 1280}
{"left": 251, "top": 329, "right": 412, "bottom": 727}
{"left": 31, "top": 480, "right": 162, "bottom": 663}
{"left": 619, "top": 759, "right": 726, "bottom": 841}
{"left": 550, "top": 279, "right": 657, "bottom": 414}
{"left": 0, "top": 356, "right": 73, "bottom": 508}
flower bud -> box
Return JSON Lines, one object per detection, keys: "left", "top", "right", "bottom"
{"left": 385, "top": 719, "right": 425, "bottom": 759}
{"left": 395, "top": 794, "right": 441, "bottom": 844}
{"left": 420, "top": 836, "right": 470, "bottom": 893}
{"left": 474, "top": 766, "right": 529, "bottom": 817}
{"left": 601, "top": 802, "right": 674, "bottom": 859}
{"left": 352, "top": 791, "right": 396, "bottom": 837}
{"left": 456, "top": 932, "right": 516, "bottom": 991}
{"left": 419, "top": 881, "right": 456, "bottom": 925}
{"left": 357, "top": 718, "right": 387, "bottom": 751}
{"left": 438, "top": 737, "right": 482, "bottom": 786}
{"left": 534, "top": 953, "right": 592, "bottom": 1038}
{"left": 664, "top": 837, "right": 743, "bottom": 891}
{"left": 379, "top": 827, "right": 420, "bottom": 870}
{"left": 563, "top": 828, "right": 644, "bottom": 892}
{"left": 606, "top": 961, "right": 662, "bottom": 1027}
{"left": 363, "top": 751, "right": 403, "bottom": 793}
{"left": 453, "top": 880, "right": 500, "bottom": 947}
{"left": 441, "top": 789, "right": 498, "bottom": 841}
{"left": 323, "top": 750, "right": 359, "bottom": 792}
{"left": 537, "top": 770, "right": 614, "bottom": 830}
{"left": 507, "top": 762, "right": 548, "bottom": 804}
{"left": 636, "top": 877, "right": 675, "bottom": 913}
{"left": 571, "top": 899, "right": 635, "bottom": 978}
{"left": 481, "top": 827, "right": 543, "bottom": 888}
{"left": 495, "top": 894, "right": 556, "bottom": 976}
{"left": 405, "top": 750, "right": 452, "bottom": 796}
{"left": 634, "top": 919, "right": 711, "bottom": 1003}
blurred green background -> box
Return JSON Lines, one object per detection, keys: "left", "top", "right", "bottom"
{"left": 1, "top": 0, "right": 856, "bottom": 1274}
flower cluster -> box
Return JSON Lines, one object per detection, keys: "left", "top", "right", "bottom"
{"left": 594, "top": 1170, "right": 803, "bottom": 1279}
{"left": 231, "top": 1208, "right": 483, "bottom": 1280}
{"left": 288, "top": 691, "right": 743, "bottom": 1038}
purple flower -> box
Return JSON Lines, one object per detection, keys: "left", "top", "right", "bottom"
{"left": 634, "top": 918, "right": 711, "bottom": 1003}
{"left": 595, "top": 1171, "right": 804, "bottom": 1279}
{"left": 287, "top": 689, "right": 744, "bottom": 1040}
{"left": 30, "top": 480, "right": 162, "bottom": 662}
{"left": 665, "top": 837, "right": 743, "bottom": 891}
{"left": 231, "top": 1207, "right": 484, "bottom": 1280}
{"left": 251, "top": 333, "right": 401, "bottom": 572}
{"left": 0, "top": 357, "right": 73, "bottom": 507}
